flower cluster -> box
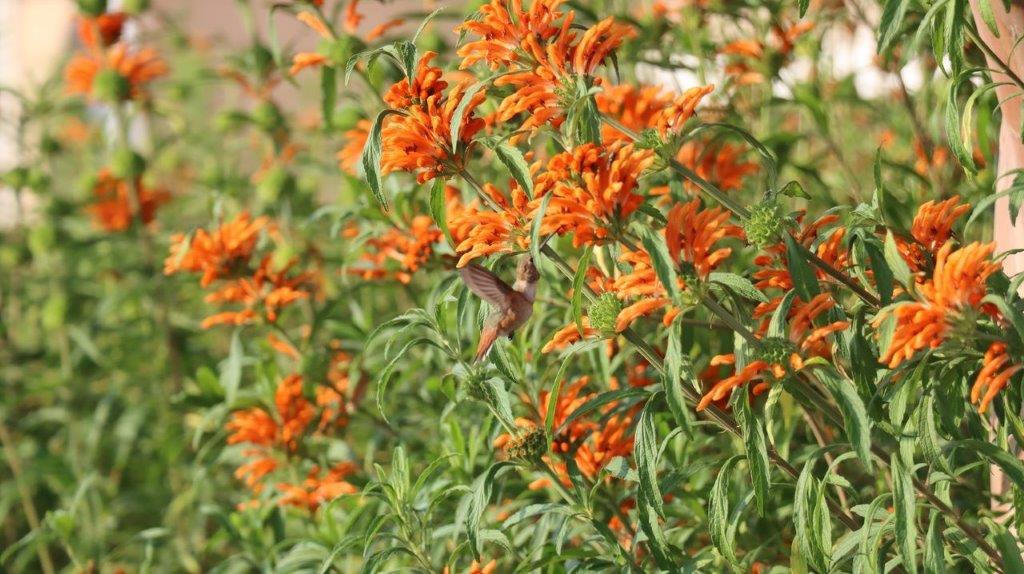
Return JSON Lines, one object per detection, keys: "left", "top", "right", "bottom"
{"left": 65, "top": 8, "right": 167, "bottom": 102}
{"left": 164, "top": 213, "right": 319, "bottom": 329}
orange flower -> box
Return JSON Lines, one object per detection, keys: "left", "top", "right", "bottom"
{"left": 616, "top": 298, "right": 670, "bottom": 333}
{"left": 296, "top": 11, "right": 332, "bottom": 40}
{"left": 674, "top": 141, "right": 758, "bottom": 192}
{"left": 448, "top": 182, "right": 533, "bottom": 267}
{"left": 352, "top": 215, "right": 442, "bottom": 283}
{"left": 595, "top": 83, "right": 674, "bottom": 143}
{"left": 76, "top": 12, "right": 127, "bottom": 49}
{"left": 86, "top": 169, "right": 169, "bottom": 232}
{"left": 914, "top": 197, "right": 970, "bottom": 249}
{"left": 65, "top": 44, "right": 168, "bottom": 101}
{"left": 227, "top": 409, "right": 278, "bottom": 447}
{"left": 697, "top": 354, "right": 800, "bottom": 411}
{"left": 344, "top": 0, "right": 362, "bottom": 33}
{"left": 655, "top": 85, "right": 715, "bottom": 136}
{"left": 164, "top": 213, "right": 269, "bottom": 286}
{"left": 289, "top": 52, "right": 329, "bottom": 76}
{"left": 337, "top": 119, "right": 370, "bottom": 175}
{"left": 275, "top": 374, "right": 315, "bottom": 451}
{"left": 535, "top": 143, "right": 654, "bottom": 246}
{"left": 971, "top": 342, "right": 1021, "bottom": 414}
{"left": 277, "top": 462, "right": 359, "bottom": 511}
{"left": 366, "top": 19, "right": 405, "bottom": 42}
{"left": 459, "top": 1, "right": 635, "bottom": 136}
{"left": 456, "top": 0, "right": 568, "bottom": 70}
{"left": 542, "top": 317, "right": 598, "bottom": 353}
{"left": 665, "top": 198, "right": 742, "bottom": 277}
{"left": 379, "top": 53, "right": 487, "bottom": 183}
{"left": 876, "top": 242, "right": 1001, "bottom": 368}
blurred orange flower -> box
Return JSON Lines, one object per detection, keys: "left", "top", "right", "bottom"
{"left": 86, "top": 169, "right": 169, "bottom": 232}
{"left": 972, "top": 342, "right": 1022, "bottom": 414}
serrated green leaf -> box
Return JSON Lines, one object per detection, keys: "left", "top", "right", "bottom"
{"left": 816, "top": 366, "right": 873, "bottom": 470}
{"left": 361, "top": 108, "right": 403, "bottom": 210}
{"left": 883, "top": 231, "right": 912, "bottom": 288}
{"left": 892, "top": 454, "right": 918, "bottom": 574}
{"left": 493, "top": 142, "right": 534, "bottom": 199}
{"left": 709, "top": 272, "right": 769, "bottom": 303}
{"left": 571, "top": 246, "right": 592, "bottom": 335}
{"left": 734, "top": 395, "right": 771, "bottom": 515}
{"left": 635, "top": 402, "right": 663, "bottom": 517}
{"left": 709, "top": 455, "right": 744, "bottom": 564}
{"left": 641, "top": 227, "right": 680, "bottom": 303}
{"left": 785, "top": 234, "right": 820, "bottom": 302}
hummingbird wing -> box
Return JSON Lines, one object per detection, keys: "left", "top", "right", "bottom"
{"left": 459, "top": 263, "right": 515, "bottom": 307}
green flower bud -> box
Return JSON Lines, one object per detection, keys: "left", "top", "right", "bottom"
{"left": 110, "top": 148, "right": 146, "bottom": 180}
{"left": 121, "top": 0, "right": 149, "bottom": 15}
{"left": 258, "top": 167, "right": 296, "bottom": 203}
{"left": 250, "top": 44, "right": 275, "bottom": 80}
{"left": 744, "top": 201, "right": 785, "bottom": 249}
{"left": 756, "top": 337, "right": 796, "bottom": 366}
{"left": 92, "top": 69, "right": 130, "bottom": 102}
{"left": 636, "top": 128, "right": 664, "bottom": 151}
{"left": 506, "top": 428, "right": 547, "bottom": 461}
{"left": 251, "top": 101, "right": 285, "bottom": 133}
{"left": 214, "top": 110, "right": 251, "bottom": 132}
{"left": 588, "top": 293, "right": 623, "bottom": 337}
{"left": 76, "top": 0, "right": 107, "bottom": 17}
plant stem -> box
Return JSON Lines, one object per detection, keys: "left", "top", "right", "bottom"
{"left": 0, "top": 421, "right": 56, "bottom": 574}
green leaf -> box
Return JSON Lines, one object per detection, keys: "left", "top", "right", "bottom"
{"left": 466, "top": 461, "right": 515, "bottom": 557}
{"left": 493, "top": 142, "right": 534, "bottom": 199}
{"left": 412, "top": 7, "right": 446, "bottom": 45}
{"left": 320, "top": 66, "right": 336, "bottom": 129}
{"left": 785, "top": 234, "right": 820, "bottom": 302}
{"left": 709, "top": 272, "right": 769, "bottom": 303}
{"left": 571, "top": 246, "right": 593, "bottom": 336}
{"left": 664, "top": 326, "right": 695, "bottom": 433}
{"left": 637, "top": 497, "right": 676, "bottom": 569}
{"left": 429, "top": 178, "right": 454, "bottom": 247}
{"left": 734, "top": 395, "right": 771, "bottom": 515}
{"left": 779, "top": 180, "right": 811, "bottom": 199}
{"left": 924, "top": 512, "right": 946, "bottom": 574}
{"left": 530, "top": 192, "right": 553, "bottom": 264}
{"left": 883, "top": 231, "right": 912, "bottom": 288}
{"left": 864, "top": 239, "right": 894, "bottom": 305}
{"left": 708, "top": 455, "right": 744, "bottom": 564}
{"left": 989, "top": 518, "right": 1024, "bottom": 574}
{"left": 635, "top": 401, "right": 663, "bottom": 517}
{"left": 641, "top": 227, "right": 680, "bottom": 303}
{"left": 891, "top": 454, "right": 918, "bottom": 574}
{"left": 976, "top": 0, "right": 1001, "bottom": 37}
{"left": 798, "top": 0, "right": 810, "bottom": 17}
{"left": 945, "top": 439, "right": 1024, "bottom": 491}
{"left": 815, "top": 366, "right": 873, "bottom": 470}
{"left": 878, "top": 0, "right": 910, "bottom": 54}
{"left": 220, "top": 329, "right": 244, "bottom": 404}
{"left": 450, "top": 79, "right": 489, "bottom": 152}
{"left": 794, "top": 458, "right": 829, "bottom": 572}
{"left": 361, "top": 109, "right": 403, "bottom": 210}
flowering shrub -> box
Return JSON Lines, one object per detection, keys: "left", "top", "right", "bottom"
{"left": 3, "top": 0, "right": 1024, "bottom": 572}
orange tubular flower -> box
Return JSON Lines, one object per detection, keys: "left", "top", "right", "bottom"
{"left": 86, "top": 169, "right": 169, "bottom": 232}
{"left": 337, "top": 119, "right": 370, "bottom": 175}
{"left": 896, "top": 196, "right": 971, "bottom": 270}
{"left": 448, "top": 182, "right": 532, "bottom": 267}
{"left": 366, "top": 19, "right": 405, "bottom": 42}
{"left": 77, "top": 12, "right": 127, "bottom": 49}
{"left": 665, "top": 198, "right": 743, "bottom": 278}
{"left": 674, "top": 141, "right": 758, "bottom": 192}
{"left": 697, "top": 353, "right": 803, "bottom": 411}
{"left": 352, "top": 215, "right": 442, "bottom": 283}
{"left": 655, "top": 85, "right": 715, "bottom": 137}
{"left": 595, "top": 84, "right": 674, "bottom": 143}
{"left": 380, "top": 54, "right": 487, "bottom": 184}
{"left": 289, "top": 52, "right": 329, "bottom": 76}
{"left": 164, "top": 213, "right": 269, "bottom": 286}
{"left": 972, "top": 342, "right": 1022, "bottom": 414}
{"left": 459, "top": 0, "right": 635, "bottom": 137}
{"left": 66, "top": 44, "right": 168, "bottom": 101}
{"left": 877, "top": 242, "right": 1002, "bottom": 368}
{"left": 457, "top": 0, "right": 568, "bottom": 70}
{"left": 277, "top": 462, "right": 359, "bottom": 511}
{"left": 535, "top": 143, "right": 654, "bottom": 246}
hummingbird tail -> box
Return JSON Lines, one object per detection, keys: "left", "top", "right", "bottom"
{"left": 474, "top": 327, "right": 499, "bottom": 362}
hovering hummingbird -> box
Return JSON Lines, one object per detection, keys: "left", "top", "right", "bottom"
{"left": 459, "top": 255, "right": 540, "bottom": 362}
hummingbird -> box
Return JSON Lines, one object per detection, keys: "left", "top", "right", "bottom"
{"left": 459, "top": 255, "right": 540, "bottom": 362}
